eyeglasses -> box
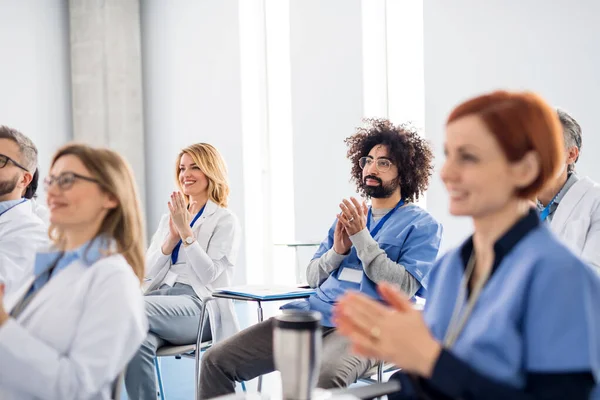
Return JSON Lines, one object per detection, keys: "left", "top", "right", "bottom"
{"left": 0, "top": 153, "right": 29, "bottom": 172}
{"left": 44, "top": 172, "right": 101, "bottom": 191}
{"left": 358, "top": 156, "right": 393, "bottom": 173}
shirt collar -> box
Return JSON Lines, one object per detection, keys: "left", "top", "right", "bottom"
{"left": 0, "top": 198, "right": 25, "bottom": 215}
{"left": 536, "top": 172, "right": 579, "bottom": 211}
{"left": 459, "top": 207, "right": 540, "bottom": 273}
{"left": 554, "top": 172, "right": 579, "bottom": 204}
{"left": 33, "top": 236, "right": 111, "bottom": 276}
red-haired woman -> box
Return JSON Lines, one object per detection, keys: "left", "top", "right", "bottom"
{"left": 334, "top": 91, "right": 600, "bottom": 399}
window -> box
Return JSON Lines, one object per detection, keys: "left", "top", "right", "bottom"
{"left": 240, "top": 0, "right": 426, "bottom": 284}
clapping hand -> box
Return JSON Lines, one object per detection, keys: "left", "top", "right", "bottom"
{"left": 168, "top": 191, "right": 197, "bottom": 235}
{"left": 333, "top": 282, "right": 442, "bottom": 378}
{"left": 338, "top": 197, "right": 368, "bottom": 236}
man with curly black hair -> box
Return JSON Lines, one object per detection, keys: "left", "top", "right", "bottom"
{"left": 199, "top": 119, "right": 442, "bottom": 398}
{"left": 346, "top": 118, "right": 434, "bottom": 203}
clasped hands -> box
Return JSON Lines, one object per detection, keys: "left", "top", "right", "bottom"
{"left": 333, "top": 197, "right": 368, "bottom": 255}
{"left": 163, "top": 192, "right": 198, "bottom": 253}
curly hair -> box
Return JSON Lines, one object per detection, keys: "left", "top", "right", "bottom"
{"left": 345, "top": 118, "right": 434, "bottom": 203}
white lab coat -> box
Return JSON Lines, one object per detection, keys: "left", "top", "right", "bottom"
{"left": 550, "top": 176, "right": 600, "bottom": 271}
{"left": 0, "top": 200, "right": 48, "bottom": 296}
{"left": 30, "top": 198, "right": 50, "bottom": 226}
{"left": 144, "top": 200, "right": 241, "bottom": 343}
{"left": 0, "top": 253, "right": 148, "bottom": 400}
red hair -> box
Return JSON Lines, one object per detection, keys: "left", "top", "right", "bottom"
{"left": 447, "top": 90, "right": 564, "bottom": 198}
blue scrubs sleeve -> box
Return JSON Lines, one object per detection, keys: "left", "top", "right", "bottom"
{"left": 524, "top": 261, "right": 600, "bottom": 377}
{"left": 396, "top": 219, "right": 442, "bottom": 291}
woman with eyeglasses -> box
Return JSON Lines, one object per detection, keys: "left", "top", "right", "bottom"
{"left": 0, "top": 143, "right": 148, "bottom": 400}
{"left": 0, "top": 126, "right": 48, "bottom": 298}
{"left": 125, "top": 143, "right": 241, "bottom": 400}
{"left": 334, "top": 91, "right": 600, "bottom": 399}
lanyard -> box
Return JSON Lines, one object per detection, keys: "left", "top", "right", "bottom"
{"left": 171, "top": 205, "right": 206, "bottom": 264}
{"left": 539, "top": 192, "right": 560, "bottom": 221}
{"left": 0, "top": 198, "right": 26, "bottom": 217}
{"left": 443, "top": 250, "right": 492, "bottom": 348}
{"left": 366, "top": 199, "right": 405, "bottom": 237}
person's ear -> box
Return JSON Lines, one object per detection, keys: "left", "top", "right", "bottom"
{"left": 511, "top": 151, "right": 540, "bottom": 190}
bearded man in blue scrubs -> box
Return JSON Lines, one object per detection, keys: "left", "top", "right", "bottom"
{"left": 199, "top": 118, "right": 443, "bottom": 399}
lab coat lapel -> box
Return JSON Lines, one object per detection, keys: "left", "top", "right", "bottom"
{"left": 191, "top": 200, "right": 218, "bottom": 231}
{"left": 13, "top": 261, "right": 85, "bottom": 322}
{"left": 551, "top": 178, "right": 594, "bottom": 233}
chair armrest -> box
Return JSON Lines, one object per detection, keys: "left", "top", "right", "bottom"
{"left": 329, "top": 380, "right": 401, "bottom": 399}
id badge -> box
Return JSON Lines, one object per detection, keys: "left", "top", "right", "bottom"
{"left": 338, "top": 267, "right": 363, "bottom": 283}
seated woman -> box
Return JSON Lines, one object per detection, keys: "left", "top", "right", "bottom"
{"left": 125, "top": 143, "right": 241, "bottom": 400}
{"left": 334, "top": 90, "right": 600, "bottom": 399}
{"left": 0, "top": 144, "right": 148, "bottom": 400}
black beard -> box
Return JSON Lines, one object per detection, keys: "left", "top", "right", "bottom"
{"left": 361, "top": 175, "right": 399, "bottom": 199}
{"left": 0, "top": 174, "right": 18, "bottom": 197}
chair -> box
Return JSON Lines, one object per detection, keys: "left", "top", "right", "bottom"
{"left": 359, "top": 361, "right": 399, "bottom": 384}
{"left": 153, "top": 296, "right": 215, "bottom": 400}
{"left": 330, "top": 380, "right": 402, "bottom": 400}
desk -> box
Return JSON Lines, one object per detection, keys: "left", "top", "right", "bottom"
{"left": 211, "top": 290, "right": 314, "bottom": 392}
{"left": 212, "top": 291, "right": 313, "bottom": 324}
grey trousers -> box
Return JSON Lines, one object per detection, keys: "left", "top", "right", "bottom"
{"left": 125, "top": 283, "right": 211, "bottom": 400}
{"left": 199, "top": 318, "right": 374, "bottom": 399}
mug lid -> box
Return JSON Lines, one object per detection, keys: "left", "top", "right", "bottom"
{"left": 274, "top": 310, "right": 322, "bottom": 330}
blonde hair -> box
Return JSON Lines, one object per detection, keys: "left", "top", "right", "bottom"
{"left": 49, "top": 144, "right": 146, "bottom": 283}
{"left": 175, "top": 143, "right": 230, "bottom": 207}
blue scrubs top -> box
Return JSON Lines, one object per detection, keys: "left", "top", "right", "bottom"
{"left": 284, "top": 204, "right": 442, "bottom": 327}
{"left": 392, "top": 209, "right": 600, "bottom": 399}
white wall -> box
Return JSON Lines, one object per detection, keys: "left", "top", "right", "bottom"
{"left": 290, "top": 0, "right": 364, "bottom": 244}
{"left": 141, "top": 0, "right": 247, "bottom": 283}
{"left": 0, "top": 0, "right": 72, "bottom": 194}
{"left": 140, "top": 0, "right": 369, "bottom": 285}
{"left": 423, "top": 0, "right": 600, "bottom": 252}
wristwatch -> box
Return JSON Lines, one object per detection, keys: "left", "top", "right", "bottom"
{"left": 183, "top": 236, "right": 195, "bottom": 246}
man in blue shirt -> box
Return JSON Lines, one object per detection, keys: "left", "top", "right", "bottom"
{"left": 199, "top": 119, "right": 443, "bottom": 399}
